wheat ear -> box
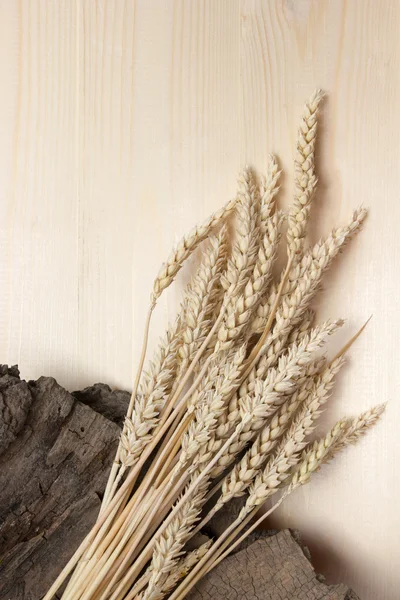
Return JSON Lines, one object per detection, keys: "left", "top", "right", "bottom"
{"left": 142, "top": 474, "right": 209, "bottom": 600}
{"left": 332, "top": 404, "right": 386, "bottom": 454}
{"left": 210, "top": 418, "right": 349, "bottom": 573}
{"left": 151, "top": 198, "right": 235, "bottom": 303}
{"left": 161, "top": 542, "right": 212, "bottom": 596}
{"left": 178, "top": 227, "right": 228, "bottom": 366}
{"left": 259, "top": 155, "right": 281, "bottom": 227}
{"left": 249, "top": 207, "right": 367, "bottom": 340}
{"left": 217, "top": 210, "right": 281, "bottom": 351}
{"left": 208, "top": 320, "right": 342, "bottom": 480}
{"left": 119, "top": 321, "right": 181, "bottom": 470}
{"left": 244, "top": 208, "right": 367, "bottom": 399}
{"left": 287, "top": 90, "right": 324, "bottom": 261}
{"left": 215, "top": 353, "right": 344, "bottom": 515}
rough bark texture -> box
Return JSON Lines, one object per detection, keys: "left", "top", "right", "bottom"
{"left": 188, "top": 531, "right": 355, "bottom": 600}
{"left": 0, "top": 366, "right": 359, "bottom": 600}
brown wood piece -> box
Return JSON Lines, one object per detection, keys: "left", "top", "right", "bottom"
{"left": 0, "top": 366, "right": 359, "bottom": 600}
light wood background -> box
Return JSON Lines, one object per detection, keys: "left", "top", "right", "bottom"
{"left": 0, "top": 1, "right": 399, "bottom": 598}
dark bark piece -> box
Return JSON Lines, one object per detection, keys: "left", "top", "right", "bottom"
{"left": 0, "top": 493, "right": 100, "bottom": 600}
{"left": 188, "top": 530, "right": 359, "bottom": 600}
{"left": 72, "top": 382, "right": 130, "bottom": 425}
{"left": 0, "top": 366, "right": 120, "bottom": 600}
{"left": 0, "top": 365, "right": 32, "bottom": 455}
{"left": 0, "top": 366, "right": 360, "bottom": 600}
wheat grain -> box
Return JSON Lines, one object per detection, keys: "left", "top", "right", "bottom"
{"left": 287, "top": 309, "right": 315, "bottom": 345}
{"left": 259, "top": 155, "right": 281, "bottom": 229}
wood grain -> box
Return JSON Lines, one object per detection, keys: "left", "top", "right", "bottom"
{"left": 0, "top": 1, "right": 398, "bottom": 598}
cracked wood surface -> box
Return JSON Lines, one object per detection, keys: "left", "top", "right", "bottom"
{"left": 0, "top": 366, "right": 358, "bottom": 600}
{"left": 0, "top": 365, "right": 127, "bottom": 599}
{"left": 188, "top": 531, "right": 356, "bottom": 600}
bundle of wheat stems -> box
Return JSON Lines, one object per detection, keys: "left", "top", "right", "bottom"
{"left": 45, "top": 92, "right": 384, "bottom": 600}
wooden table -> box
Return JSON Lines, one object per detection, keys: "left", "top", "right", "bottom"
{"left": 0, "top": 2, "right": 398, "bottom": 598}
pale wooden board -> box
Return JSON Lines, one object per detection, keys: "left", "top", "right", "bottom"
{"left": 0, "top": 1, "right": 398, "bottom": 598}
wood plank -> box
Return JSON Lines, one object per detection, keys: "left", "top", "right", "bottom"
{"left": 0, "top": 1, "right": 79, "bottom": 386}
{"left": 236, "top": 4, "right": 399, "bottom": 600}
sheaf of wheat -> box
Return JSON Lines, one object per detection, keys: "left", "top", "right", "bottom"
{"left": 44, "top": 91, "right": 384, "bottom": 600}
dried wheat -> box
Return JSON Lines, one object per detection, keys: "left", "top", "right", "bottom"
{"left": 143, "top": 474, "right": 209, "bottom": 600}
{"left": 331, "top": 403, "right": 386, "bottom": 454}
{"left": 287, "top": 90, "right": 324, "bottom": 261}
{"left": 287, "top": 309, "right": 315, "bottom": 345}
{"left": 259, "top": 155, "right": 281, "bottom": 229}
{"left": 289, "top": 418, "right": 350, "bottom": 489}
{"left": 151, "top": 198, "right": 235, "bottom": 304}
{"left": 217, "top": 210, "right": 281, "bottom": 351}
{"left": 45, "top": 93, "right": 382, "bottom": 600}
{"left": 161, "top": 542, "right": 212, "bottom": 596}
{"left": 241, "top": 354, "right": 345, "bottom": 517}
{"left": 119, "top": 321, "right": 181, "bottom": 468}
{"left": 250, "top": 207, "right": 367, "bottom": 339}
{"left": 182, "top": 344, "right": 247, "bottom": 471}
{"left": 178, "top": 227, "right": 228, "bottom": 365}
{"left": 245, "top": 208, "right": 366, "bottom": 399}
{"left": 211, "top": 354, "right": 344, "bottom": 514}
{"left": 220, "top": 170, "right": 258, "bottom": 296}
{"left": 209, "top": 320, "right": 342, "bottom": 479}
